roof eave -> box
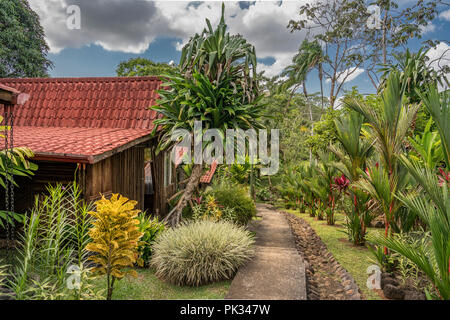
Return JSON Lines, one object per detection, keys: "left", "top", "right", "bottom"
{"left": 31, "top": 134, "right": 153, "bottom": 164}
{"left": 0, "top": 84, "right": 29, "bottom": 105}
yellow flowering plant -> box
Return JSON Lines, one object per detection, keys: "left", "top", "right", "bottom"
{"left": 85, "top": 194, "right": 143, "bottom": 300}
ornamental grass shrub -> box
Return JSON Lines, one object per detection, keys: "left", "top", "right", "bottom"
{"left": 207, "top": 183, "right": 256, "bottom": 225}
{"left": 151, "top": 220, "right": 255, "bottom": 286}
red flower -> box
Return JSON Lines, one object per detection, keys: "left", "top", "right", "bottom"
{"left": 438, "top": 168, "right": 450, "bottom": 187}
{"left": 333, "top": 174, "right": 350, "bottom": 192}
{"left": 194, "top": 196, "right": 203, "bottom": 205}
{"left": 365, "top": 163, "right": 379, "bottom": 177}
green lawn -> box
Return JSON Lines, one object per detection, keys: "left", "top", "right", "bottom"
{"left": 279, "top": 206, "right": 383, "bottom": 300}
{"left": 92, "top": 268, "right": 231, "bottom": 300}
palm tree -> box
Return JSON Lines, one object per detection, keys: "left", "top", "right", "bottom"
{"left": 153, "top": 5, "right": 263, "bottom": 225}
{"left": 282, "top": 40, "right": 324, "bottom": 161}
{"left": 371, "top": 157, "right": 449, "bottom": 299}
{"left": 329, "top": 111, "right": 373, "bottom": 182}
{"left": 379, "top": 48, "right": 449, "bottom": 104}
{"left": 370, "top": 82, "right": 450, "bottom": 300}
{"left": 417, "top": 85, "right": 450, "bottom": 169}
{"left": 329, "top": 110, "right": 375, "bottom": 244}
{"left": 345, "top": 71, "right": 419, "bottom": 233}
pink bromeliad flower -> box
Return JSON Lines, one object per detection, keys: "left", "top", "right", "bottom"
{"left": 194, "top": 196, "right": 203, "bottom": 205}
{"left": 438, "top": 168, "right": 450, "bottom": 187}
{"left": 333, "top": 174, "right": 350, "bottom": 192}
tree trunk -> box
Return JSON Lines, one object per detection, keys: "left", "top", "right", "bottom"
{"left": 382, "top": 7, "right": 389, "bottom": 65}
{"left": 304, "top": 81, "right": 314, "bottom": 162}
{"left": 170, "top": 164, "right": 203, "bottom": 226}
{"left": 250, "top": 163, "right": 255, "bottom": 200}
{"left": 319, "top": 63, "right": 324, "bottom": 109}
{"left": 107, "top": 276, "right": 115, "bottom": 300}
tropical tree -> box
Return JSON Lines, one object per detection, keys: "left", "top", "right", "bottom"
{"left": 408, "top": 119, "right": 443, "bottom": 170}
{"left": 152, "top": 5, "right": 263, "bottom": 225}
{"left": 379, "top": 48, "right": 449, "bottom": 103}
{"left": 289, "top": 0, "right": 441, "bottom": 93}
{"left": 116, "top": 58, "right": 176, "bottom": 77}
{"left": 417, "top": 85, "right": 450, "bottom": 170}
{"left": 345, "top": 71, "right": 419, "bottom": 234}
{"left": 370, "top": 157, "right": 449, "bottom": 299}
{"left": 282, "top": 40, "right": 324, "bottom": 107}
{"left": 329, "top": 110, "right": 375, "bottom": 244}
{"left": 0, "top": 0, "right": 52, "bottom": 77}
{"left": 282, "top": 40, "right": 324, "bottom": 161}
{"left": 288, "top": 0, "right": 369, "bottom": 107}
{"left": 179, "top": 3, "right": 258, "bottom": 101}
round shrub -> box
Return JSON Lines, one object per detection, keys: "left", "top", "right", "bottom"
{"left": 208, "top": 184, "right": 256, "bottom": 225}
{"left": 151, "top": 220, "right": 255, "bottom": 286}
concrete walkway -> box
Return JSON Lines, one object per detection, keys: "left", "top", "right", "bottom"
{"left": 226, "top": 203, "right": 307, "bottom": 300}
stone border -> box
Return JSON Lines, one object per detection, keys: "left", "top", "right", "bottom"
{"left": 278, "top": 208, "right": 362, "bottom": 300}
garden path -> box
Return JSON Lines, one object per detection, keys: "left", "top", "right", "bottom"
{"left": 226, "top": 203, "right": 307, "bottom": 300}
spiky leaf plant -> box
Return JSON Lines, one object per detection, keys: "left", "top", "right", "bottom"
{"left": 329, "top": 110, "right": 375, "bottom": 244}
{"left": 346, "top": 71, "right": 419, "bottom": 233}
{"left": 370, "top": 157, "right": 449, "bottom": 299}
{"left": 151, "top": 220, "right": 254, "bottom": 286}
{"left": 0, "top": 115, "right": 37, "bottom": 188}
{"left": 86, "top": 194, "right": 143, "bottom": 300}
{"left": 9, "top": 182, "right": 94, "bottom": 300}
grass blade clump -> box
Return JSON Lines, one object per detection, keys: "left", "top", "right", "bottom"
{"left": 151, "top": 220, "right": 254, "bottom": 286}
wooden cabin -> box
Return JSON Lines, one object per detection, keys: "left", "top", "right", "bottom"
{"left": 0, "top": 77, "right": 176, "bottom": 217}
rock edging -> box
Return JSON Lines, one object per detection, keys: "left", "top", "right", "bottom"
{"left": 279, "top": 209, "right": 362, "bottom": 300}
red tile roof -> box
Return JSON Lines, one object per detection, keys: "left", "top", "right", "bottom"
{"left": 0, "top": 77, "right": 162, "bottom": 163}
{"left": 13, "top": 126, "right": 152, "bottom": 163}
{"left": 200, "top": 161, "right": 218, "bottom": 184}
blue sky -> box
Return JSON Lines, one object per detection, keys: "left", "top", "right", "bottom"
{"left": 30, "top": 1, "right": 450, "bottom": 98}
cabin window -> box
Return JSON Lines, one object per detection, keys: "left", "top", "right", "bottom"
{"left": 164, "top": 152, "right": 172, "bottom": 187}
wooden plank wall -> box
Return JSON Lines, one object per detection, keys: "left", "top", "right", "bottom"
{"left": 0, "top": 161, "right": 77, "bottom": 213}
{"left": 85, "top": 144, "right": 146, "bottom": 210}
{"left": 1, "top": 143, "right": 175, "bottom": 217}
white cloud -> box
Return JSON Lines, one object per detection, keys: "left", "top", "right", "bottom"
{"left": 29, "top": 0, "right": 314, "bottom": 77}
{"left": 440, "top": 9, "right": 450, "bottom": 21}
{"left": 426, "top": 42, "right": 450, "bottom": 89}
{"left": 29, "top": 0, "right": 176, "bottom": 54}
{"left": 326, "top": 68, "right": 365, "bottom": 84}
{"left": 420, "top": 23, "right": 435, "bottom": 34}
{"left": 157, "top": 1, "right": 313, "bottom": 77}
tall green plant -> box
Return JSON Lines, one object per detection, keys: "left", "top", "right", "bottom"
{"left": 179, "top": 3, "right": 257, "bottom": 98}
{"left": 8, "top": 182, "right": 94, "bottom": 300}
{"left": 417, "top": 85, "right": 450, "bottom": 169}
{"left": 153, "top": 5, "right": 263, "bottom": 225}
{"left": 346, "top": 71, "right": 419, "bottom": 233}
{"left": 408, "top": 119, "right": 443, "bottom": 170}
{"left": 370, "top": 157, "right": 449, "bottom": 299}
{"left": 330, "top": 110, "right": 374, "bottom": 244}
